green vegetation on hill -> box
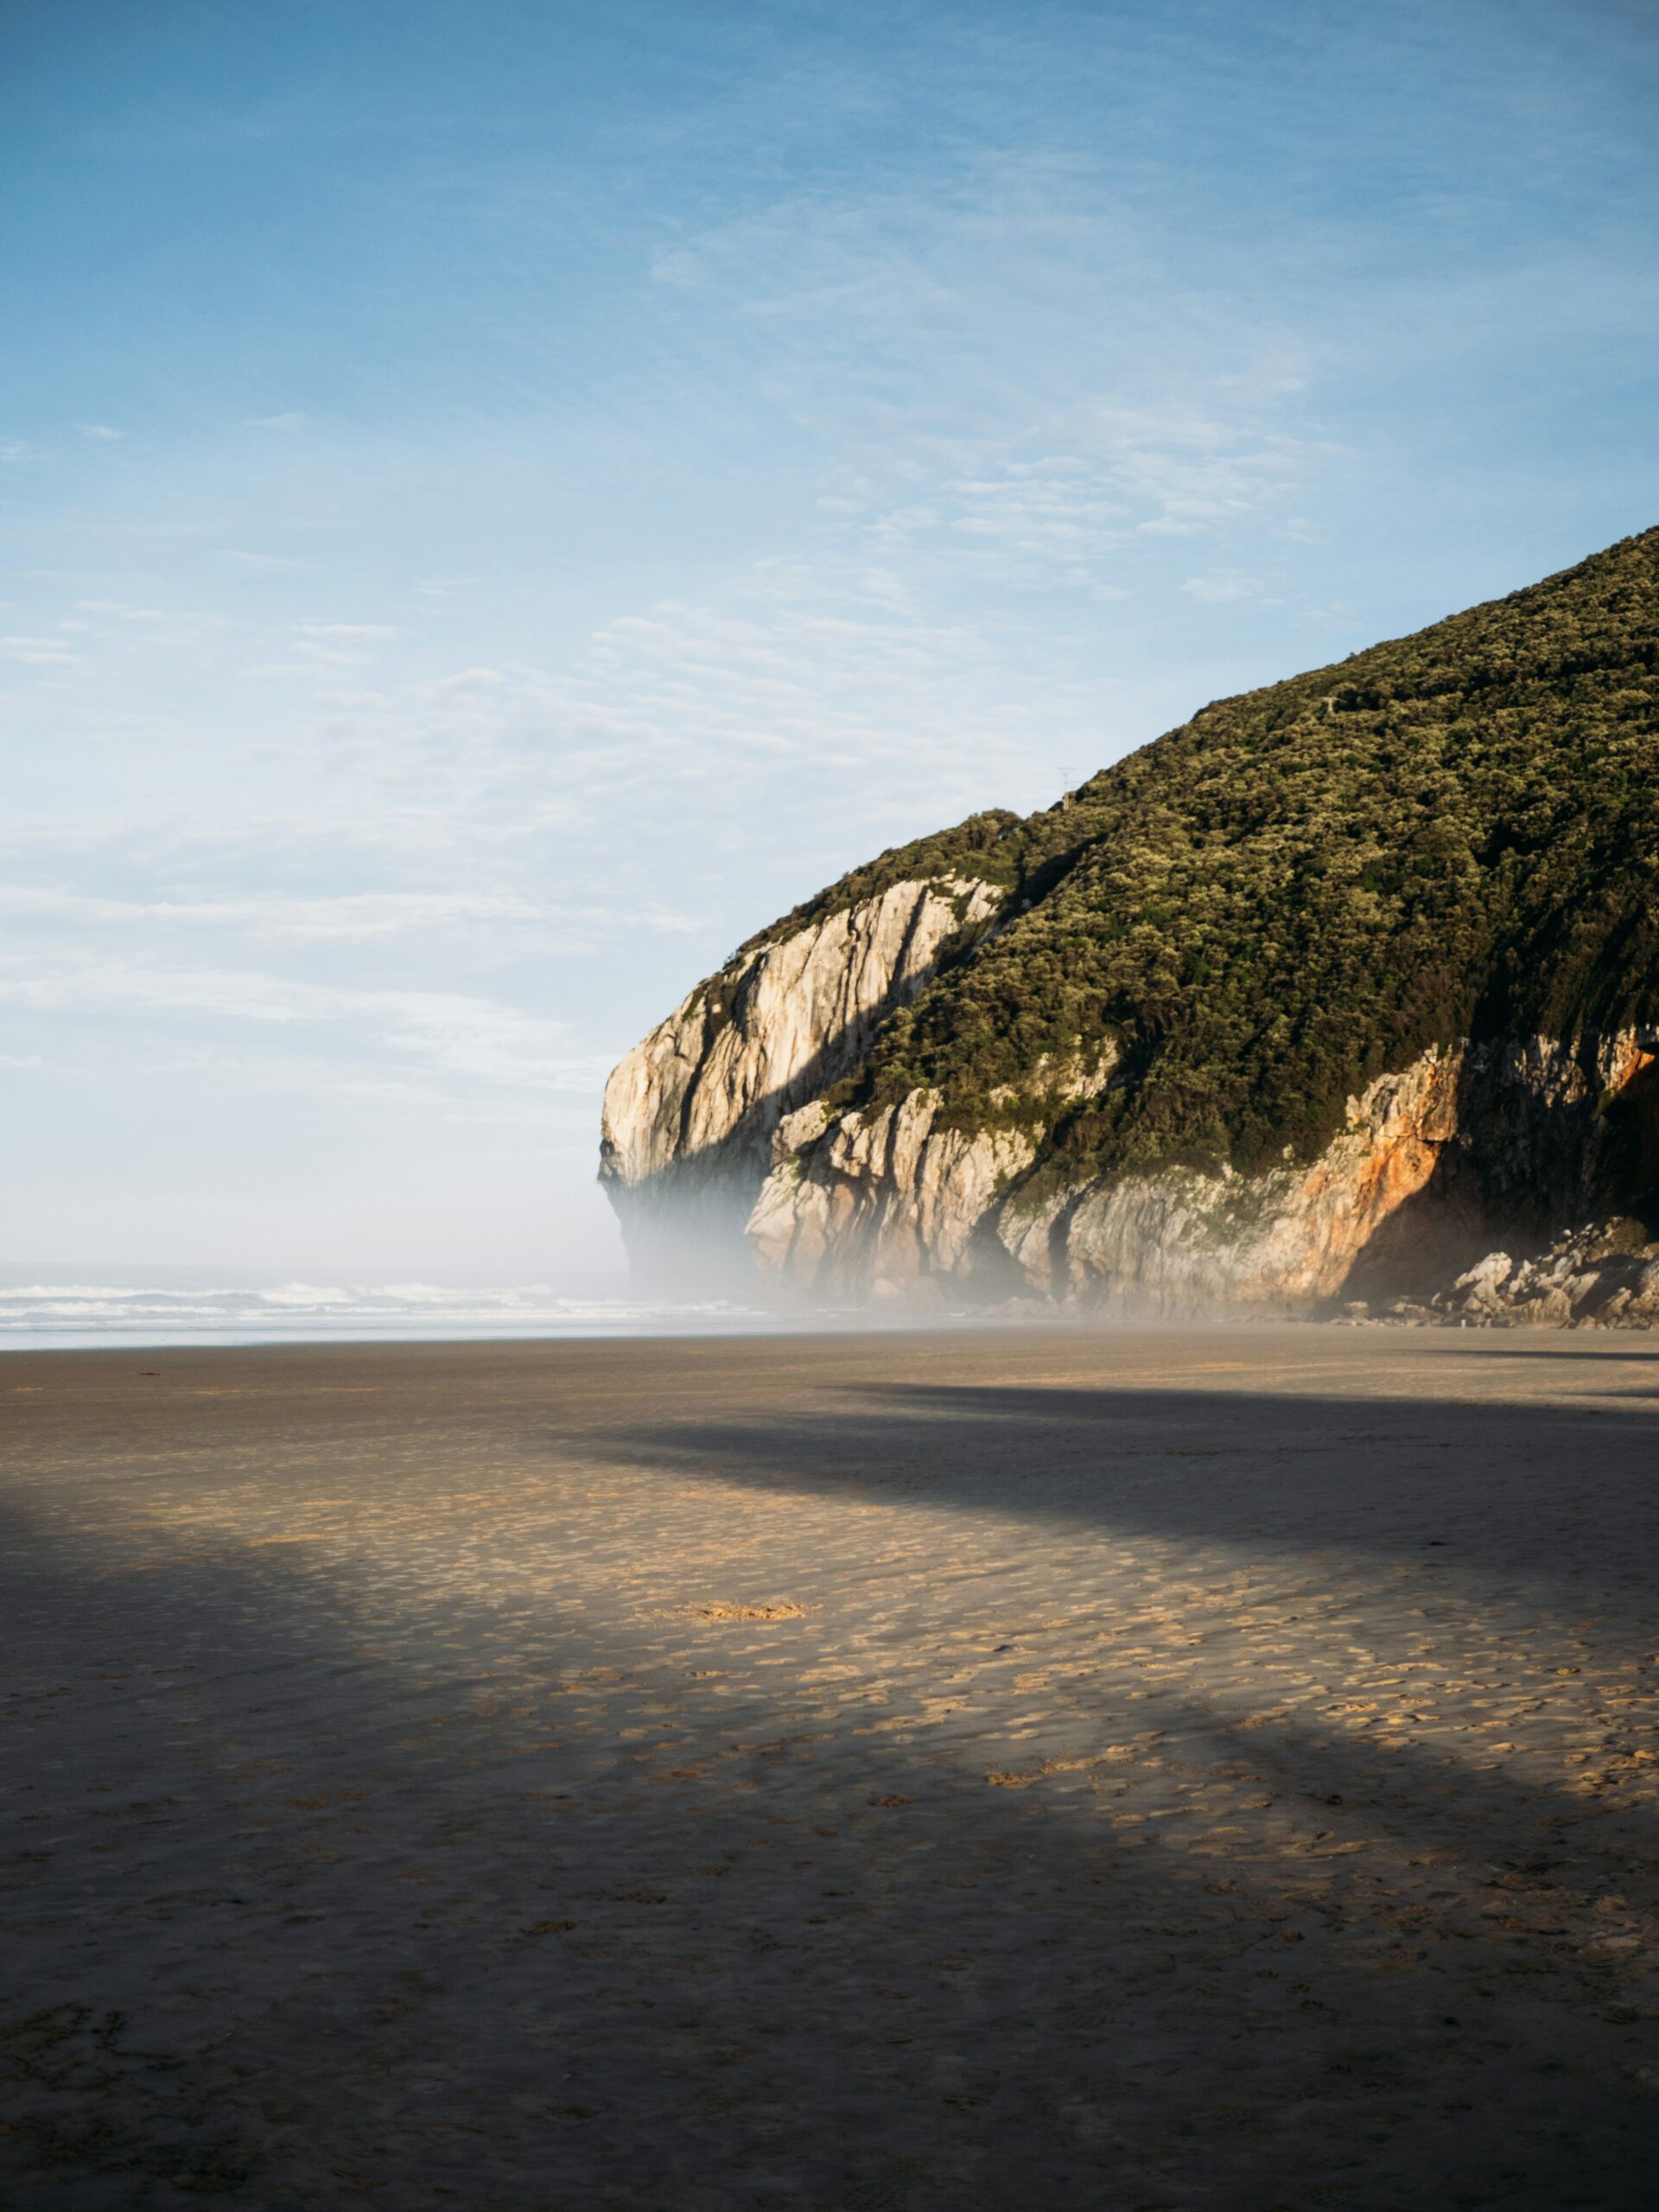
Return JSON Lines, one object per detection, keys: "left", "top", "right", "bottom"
{"left": 767, "top": 527, "right": 1659, "bottom": 1185}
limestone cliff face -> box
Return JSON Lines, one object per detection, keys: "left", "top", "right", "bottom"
{"left": 605, "top": 966, "right": 1658, "bottom": 1313}
{"left": 747, "top": 1090, "right": 1038, "bottom": 1302}
{"left": 743, "top": 1030, "right": 1656, "bottom": 1313}
{"left": 598, "top": 877, "right": 1001, "bottom": 1285}
{"left": 1041, "top": 1033, "right": 1656, "bottom": 1315}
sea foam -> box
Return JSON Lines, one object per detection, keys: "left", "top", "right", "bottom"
{"left": 0, "top": 1280, "right": 770, "bottom": 1351}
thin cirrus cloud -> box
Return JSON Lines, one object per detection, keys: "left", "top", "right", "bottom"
{"left": 0, "top": 957, "right": 607, "bottom": 1090}
{"left": 863, "top": 402, "right": 1319, "bottom": 575}
{"left": 0, "top": 890, "right": 702, "bottom": 939}
{"left": 296, "top": 622, "right": 400, "bottom": 641}
{"left": 1180, "top": 572, "right": 1270, "bottom": 604}
{"left": 74, "top": 600, "right": 188, "bottom": 623}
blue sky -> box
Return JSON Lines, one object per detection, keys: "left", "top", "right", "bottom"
{"left": 3, "top": 0, "right": 1656, "bottom": 1278}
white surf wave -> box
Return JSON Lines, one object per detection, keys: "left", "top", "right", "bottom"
{"left": 0, "top": 1280, "right": 772, "bottom": 1351}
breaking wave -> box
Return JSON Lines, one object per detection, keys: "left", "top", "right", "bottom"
{"left": 0, "top": 1280, "right": 773, "bottom": 1351}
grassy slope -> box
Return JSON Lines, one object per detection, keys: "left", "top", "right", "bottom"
{"left": 744, "top": 527, "right": 1659, "bottom": 1187}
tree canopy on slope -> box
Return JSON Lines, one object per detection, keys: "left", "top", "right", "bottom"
{"left": 748, "top": 526, "right": 1659, "bottom": 1183}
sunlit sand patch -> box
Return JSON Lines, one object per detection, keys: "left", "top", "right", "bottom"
{"left": 984, "top": 1754, "right": 1103, "bottom": 1788}
{"left": 674, "top": 1600, "right": 810, "bottom": 1622}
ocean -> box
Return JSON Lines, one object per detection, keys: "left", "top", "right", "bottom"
{"left": 0, "top": 1274, "right": 778, "bottom": 1351}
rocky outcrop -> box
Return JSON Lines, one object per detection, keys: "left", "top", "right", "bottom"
{"left": 598, "top": 877, "right": 1001, "bottom": 1286}
{"left": 1057, "top": 1031, "right": 1657, "bottom": 1315}
{"left": 606, "top": 983, "right": 1659, "bottom": 1316}
{"left": 1364, "top": 1216, "right": 1659, "bottom": 1329}
{"left": 1001, "top": 1048, "right": 1467, "bottom": 1314}
{"left": 741, "top": 1032, "right": 1658, "bottom": 1315}
{"left": 747, "top": 1090, "right": 1038, "bottom": 1302}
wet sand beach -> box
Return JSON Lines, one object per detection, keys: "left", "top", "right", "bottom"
{"left": 3, "top": 1323, "right": 1659, "bottom": 2209}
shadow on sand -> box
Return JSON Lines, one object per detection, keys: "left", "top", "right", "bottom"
{"left": 3, "top": 1344, "right": 1658, "bottom": 2209}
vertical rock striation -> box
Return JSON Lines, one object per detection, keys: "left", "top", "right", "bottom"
{"left": 599, "top": 877, "right": 1001, "bottom": 1287}
{"left": 741, "top": 1031, "right": 1658, "bottom": 1313}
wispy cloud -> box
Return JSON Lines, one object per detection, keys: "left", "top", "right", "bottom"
{"left": 414, "top": 575, "right": 484, "bottom": 599}
{"left": 648, "top": 157, "right": 1328, "bottom": 588}
{"left": 0, "top": 957, "right": 609, "bottom": 1090}
{"left": 1180, "top": 570, "right": 1270, "bottom": 603}
{"left": 296, "top": 621, "right": 400, "bottom": 642}
{"left": 859, "top": 402, "right": 1315, "bottom": 586}
{"left": 0, "top": 888, "right": 701, "bottom": 938}
{"left": 76, "top": 600, "right": 181, "bottom": 622}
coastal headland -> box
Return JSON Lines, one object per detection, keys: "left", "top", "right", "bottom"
{"left": 602, "top": 528, "right": 1659, "bottom": 1323}
{"left": 4, "top": 1325, "right": 1658, "bottom": 2207}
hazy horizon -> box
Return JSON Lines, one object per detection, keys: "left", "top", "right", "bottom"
{"left": 6, "top": 0, "right": 1659, "bottom": 1281}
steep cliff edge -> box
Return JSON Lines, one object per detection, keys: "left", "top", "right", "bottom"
{"left": 599, "top": 874, "right": 1002, "bottom": 1286}
{"left": 601, "top": 527, "right": 1659, "bottom": 1314}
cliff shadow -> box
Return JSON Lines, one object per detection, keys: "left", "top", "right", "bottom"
{"left": 606, "top": 1359, "right": 1659, "bottom": 1595}
{"left": 1342, "top": 1045, "right": 1659, "bottom": 1302}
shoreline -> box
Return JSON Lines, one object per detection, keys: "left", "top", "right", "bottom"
{"left": 9, "top": 1292, "right": 1659, "bottom": 1355}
